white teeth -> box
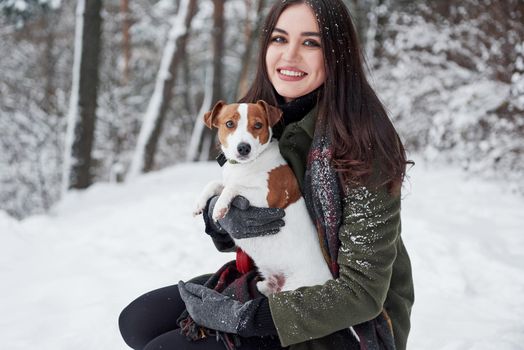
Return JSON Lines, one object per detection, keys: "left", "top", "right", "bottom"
{"left": 279, "top": 69, "right": 306, "bottom": 77}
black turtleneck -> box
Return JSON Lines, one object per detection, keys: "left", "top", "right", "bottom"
{"left": 272, "top": 89, "right": 319, "bottom": 139}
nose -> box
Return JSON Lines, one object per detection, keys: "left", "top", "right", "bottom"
{"left": 282, "top": 42, "right": 300, "bottom": 62}
{"left": 237, "top": 143, "right": 251, "bottom": 156}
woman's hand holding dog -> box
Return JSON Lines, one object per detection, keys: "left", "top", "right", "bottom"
{"left": 205, "top": 195, "right": 285, "bottom": 239}
{"left": 178, "top": 280, "right": 259, "bottom": 336}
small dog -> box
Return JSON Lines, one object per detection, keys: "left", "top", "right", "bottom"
{"left": 194, "top": 100, "right": 332, "bottom": 295}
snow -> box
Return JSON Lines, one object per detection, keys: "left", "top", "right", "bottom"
{"left": 403, "top": 162, "right": 524, "bottom": 349}
{"left": 1, "top": 159, "right": 524, "bottom": 349}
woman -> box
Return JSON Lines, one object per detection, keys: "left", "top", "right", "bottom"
{"left": 119, "top": 1, "right": 414, "bottom": 349}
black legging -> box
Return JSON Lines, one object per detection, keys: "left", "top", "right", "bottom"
{"left": 119, "top": 275, "right": 284, "bottom": 350}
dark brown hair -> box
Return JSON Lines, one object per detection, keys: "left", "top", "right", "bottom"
{"left": 240, "top": 0, "right": 410, "bottom": 191}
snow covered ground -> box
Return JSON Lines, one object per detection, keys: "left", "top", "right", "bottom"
{"left": 1, "top": 160, "right": 523, "bottom": 349}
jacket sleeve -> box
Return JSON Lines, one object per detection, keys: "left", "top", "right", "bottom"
{"left": 202, "top": 197, "right": 237, "bottom": 253}
{"left": 268, "top": 185, "right": 401, "bottom": 347}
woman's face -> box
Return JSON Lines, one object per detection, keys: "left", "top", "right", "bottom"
{"left": 265, "top": 3, "right": 326, "bottom": 102}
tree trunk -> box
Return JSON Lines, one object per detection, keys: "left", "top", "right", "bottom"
{"left": 186, "top": 62, "right": 213, "bottom": 162}
{"left": 509, "top": 1, "right": 524, "bottom": 110}
{"left": 212, "top": 0, "right": 225, "bottom": 105}
{"left": 235, "top": 0, "right": 265, "bottom": 100}
{"left": 365, "top": 0, "right": 389, "bottom": 67}
{"left": 193, "top": 0, "right": 226, "bottom": 161}
{"left": 128, "top": 0, "right": 198, "bottom": 177}
{"left": 120, "top": 0, "right": 131, "bottom": 85}
{"left": 348, "top": 0, "right": 368, "bottom": 46}
{"left": 43, "top": 12, "right": 57, "bottom": 115}
{"left": 63, "top": 0, "right": 103, "bottom": 191}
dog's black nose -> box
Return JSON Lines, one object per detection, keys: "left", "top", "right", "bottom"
{"left": 237, "top": 143, "right": 251, "bottom": 156}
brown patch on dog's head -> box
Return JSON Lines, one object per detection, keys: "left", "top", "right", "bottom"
{"left": 204, "top": 100, "right": 225, "bottom": 129}
{"left": 256, "top": 100, "right": 283, "bottom": 127}
{"left": 246, "top": 103, "right": 274, "bottom": 145}
{"left": 204, "top": 101, "right": 242, "bottom": 148}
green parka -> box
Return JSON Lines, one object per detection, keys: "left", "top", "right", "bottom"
{"left": 268, "top": 109, "right": 415, "bottom": 350}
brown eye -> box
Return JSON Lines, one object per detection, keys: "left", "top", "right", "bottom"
{"left": 226, "top": 121, "right": 235, "bottom": 128}
{"left": 254, "top": 122, "right": 263, "bottom": 129}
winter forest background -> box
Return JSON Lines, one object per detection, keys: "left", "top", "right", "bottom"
{"left": 0, "top": 0, "right": 523, "bottom": 219}
{"left": 2, "top": 1, "right": 524, "bottom": 349}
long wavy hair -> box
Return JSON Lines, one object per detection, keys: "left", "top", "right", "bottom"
{"left": 240, "top": 0, "right": 410, "bottom": 191}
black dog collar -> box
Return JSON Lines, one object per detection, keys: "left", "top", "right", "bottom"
{"left": 216, "top": 152, "right": 239, "bottom": 167}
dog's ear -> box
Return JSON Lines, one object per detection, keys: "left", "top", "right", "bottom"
{"left": 256, "top": 100, "right": 283, "bottom": 127}
{"left": 204, "top": 100, "right": 225, "bottom": 129}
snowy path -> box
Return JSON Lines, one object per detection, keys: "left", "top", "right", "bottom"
{"left": 1, "top": 161, "right": 523, "bottom": 349}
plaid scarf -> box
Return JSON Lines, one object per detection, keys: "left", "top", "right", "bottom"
{"left": 303, "top": 118, "right": 343, "bottom": 278}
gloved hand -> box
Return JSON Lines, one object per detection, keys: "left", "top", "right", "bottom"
{"left": 178, "top": 281, "right": 259, "bottom": 336}
{"left": 207, "top": 195, "right": 285, "bottom": 240}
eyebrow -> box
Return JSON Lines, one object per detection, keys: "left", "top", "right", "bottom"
{"left": 273, "top": 27, "right": 321, "bottom": 37}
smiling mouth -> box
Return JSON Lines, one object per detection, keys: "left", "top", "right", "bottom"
{"left": 277, "top": 69, "right": 307, "bottom": 77}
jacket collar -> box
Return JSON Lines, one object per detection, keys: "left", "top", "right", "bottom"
{"left": 295, "top": 106, "right": 317, "bottom": 139}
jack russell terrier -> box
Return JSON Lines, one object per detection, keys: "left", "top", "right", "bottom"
{"left": 194, "top": 100, "right": 332, "bottom": 296}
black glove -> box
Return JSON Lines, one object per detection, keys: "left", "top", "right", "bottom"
{"left": 178, "top": 281, "right": 261, "bottom": 336}
{"left": 207, "top": 195, "right": 285, "bottom": 240}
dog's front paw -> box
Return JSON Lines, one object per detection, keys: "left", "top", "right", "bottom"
{"left": 212, "top": 205, "right": 229, "bottom": 221}
{"left": 192, "top": 197, "right": 210, "bottom": 217}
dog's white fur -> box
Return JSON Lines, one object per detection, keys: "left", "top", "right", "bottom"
{"left": 194, "top": 102, "right": 332, "bottom": 295}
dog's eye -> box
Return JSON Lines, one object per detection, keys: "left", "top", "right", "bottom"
{"left": 226, "top": 121, "right": 235, "bottom": 128}
{"left": 254, "top": 122, "right": 263, "bottom": 129}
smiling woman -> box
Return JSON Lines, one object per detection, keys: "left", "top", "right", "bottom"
{"left": 119, "top": 1, "right": 414, "bottom": 350}
{"left": 265, "top": 4, "right": 326, "bottom": 101}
